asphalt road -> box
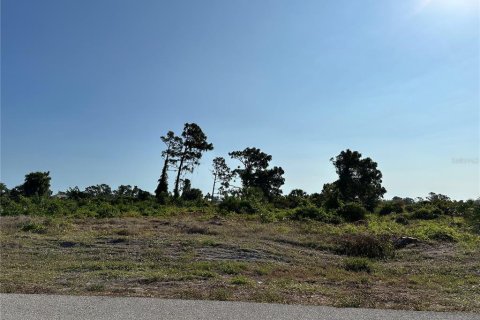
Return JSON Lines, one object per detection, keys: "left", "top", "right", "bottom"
{"left": 1, "top": 294, "right": 479, "bottom": 320}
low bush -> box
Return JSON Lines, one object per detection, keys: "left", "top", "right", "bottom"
{"left": 411, "top": 207, "right": 439, "bottom": 220}
{"left": 394, "top": 215, "right": 409, "bottom": 225}
{"left": 378, "top": 201, "right": 404, "bottom": 215}
{"left": 336, "top": 202, "right": 367, "bottom": 222}
{"left": 218, "top": 197, "right": 257, "bottom": 214}
{"left": 465, "top": 206, "right": 480, "bottom": 233}
{"left": 428, "top": 230, "right": 456, "bottom": 242}
{"left": 343, "top": 257, "right": 372, "bottom": 273}
{"left": 181, "top": 188, "right": 204, "bottom": 202}
{"left": 21, "top": 221, "right": 47, "bottom": 233}
{"left": 336, "top": 233, "right": 394, "bottom": 259}
{"left": 290, "top": 206, "right": 342, "bottom": 224}
{"left": 96, "top": 202, "right": 120, "bottom": 218}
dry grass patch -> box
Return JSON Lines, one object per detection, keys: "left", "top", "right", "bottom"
{"left": 0, "top": 215, "right": 478, "bottom": 311}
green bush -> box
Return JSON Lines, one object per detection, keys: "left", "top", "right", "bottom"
{"left": 73, "top": 207, "right": 97, "bottom": 218}
{"left": 336, "top": 202, "right": 367, "bottom": 222}
{"left": 343, "top": 257, "right": 372, "bottom": 273}
{"left": 405, "top": 204, "right": 416, "bottom": 213}
{"left": 21, "top": 221, "right": 47, "bottom": 233}
{"left": 336, "top": 234, "right": 394, "bottom": 259}
{"left": 0, "top": 198, "right": 24, "bottom": 216}
{"left": 394, "top": 215, "right": 409, "bottom": 225}
{"left": 378, "top": 201, "right": 404, "bottom": 215}
{"left": 218, "top": 197, "right": 257, "bottom": 214}
{"left": 427, "top": 230, "right": 456, "bottom": 242}
{"left": 465, "top": 205, "right": 480, "bottom": 233}
{"left": 181, "top": 188, "right": 203, "bottom": 201}
{"left": 291, "top": 206, "right": 341, "bottom": 224}
{"left": 96, "top": 202, "right": 120, "bottom": 218}
{"left": 411, "top": 207, "right": 439, "bottom": 220}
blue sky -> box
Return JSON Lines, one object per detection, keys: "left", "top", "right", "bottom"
{"left": 1, "top": 0, "right": 479, "bottom": 199}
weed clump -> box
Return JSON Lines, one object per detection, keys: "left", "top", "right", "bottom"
{"left": 184, "top": 224, "right": 214, "bottom": 235}
{"left": 290, "top": 206, "right": 341, "bottom": 224}
{"left": 394, "top": 215, "right": 409, "bottom": 225}
{"left": 21, "top": 221, "right": 47, "bottom": 233}
{"left": 336, "top": 234, "right": 394, "bottom": 259}
{"left": 343, "top": 257, "right": 373, "bottom": 273}
{"left": 230, "top": 275, "right": 251, "bottom": 285}
{"left": 411, "top": 207, "right": 440, "bottom": 220}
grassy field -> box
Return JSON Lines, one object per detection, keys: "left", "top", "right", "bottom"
{"left": 1, "top": 212, "right": 479, "bottom": 312}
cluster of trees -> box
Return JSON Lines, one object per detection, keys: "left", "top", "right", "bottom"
{"left": 152, "top": 123, "right": 387, "bottom": 211}
{"left": 152, "top": 123, "right": 291, "bottom": 204}
{"left": 0, "top": 123, "right": 393, "bottom": 212}
{"left": 1, "top": 122, "right": 478, "bottom": 228}
{"left": 2, "top": 171, "right": 53, "bottom": 199}
{"left": 0, "top": 173, "right": 152, "bottom": 202}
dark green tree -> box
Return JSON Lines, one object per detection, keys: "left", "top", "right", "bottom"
{"left": 132, "top": 186, "right": 151, "bottom": 200}
{"left": 0, "top": 183, "right": 9, "bottom": 198}
{"left": 229, "top": 147, "right": 285, "bottom": 199}
{"left": 84, "top": 184, "right": 112, "bottom": 198}
{"left": 66, "top": 186, "right": 87, "bottom": 200}
{"left": 115, "top": 185, "right": 133, "bottom": 197}
{"left": 172, "top": 123, "right": 213, "bottom": 198}
{"left": 211, "top": 157, "right": 234, "bottom": 201}
{"left": 180, "top": 178, "right": 203, "bottom": 201}
{"left": 22, "top": 171, "right": 52, "bottom": 197}
{"left": 155, "top": 131, "right": 182, "bottom": 199}
{"left": 321, "top": 182, "right": 342, "bottom": 209}
{"left": 330, "top": 149, "right": 386, "bottom": 211}
{"left": 286, "top": 189, "right": 308, "bottom": 208}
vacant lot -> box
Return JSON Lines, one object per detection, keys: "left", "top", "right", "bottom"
{"left": 1, "top": 213, "right": 479, "bottom": 311}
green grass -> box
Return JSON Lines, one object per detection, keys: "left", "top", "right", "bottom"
{"left": 0, "top": 213, "right": 479, "bottom": 311}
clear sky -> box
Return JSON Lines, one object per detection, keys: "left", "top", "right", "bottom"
{"left": 1, "top": 0, "right": 479, "bottom": 200}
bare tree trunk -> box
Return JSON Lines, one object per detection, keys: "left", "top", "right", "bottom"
{"left": 173, "top": 155, "right": 185, "bottom": 198}
{"left": 211, "top": 173, "right": 217, "bottom": 202}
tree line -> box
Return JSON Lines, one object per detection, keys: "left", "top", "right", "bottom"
{"left": 1, "top": 122, "right": 478, "bottom": 229}
{"left": 151, "top": 123, "right": 387, "bottom": 211}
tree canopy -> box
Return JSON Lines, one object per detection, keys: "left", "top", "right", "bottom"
{"left": 21, "top": 171, "right": 52, "bottom": 197}
{"left": 229, "top": 147, "right": 285, "bottom": 199}
{"left": 154, "top": 123, "right": 213, "bottom": 199}
{"left": 155, "top": 131, "right": 182, "bottom": 199}
{"left": 330, "top": 149, "right": 386, "bottom": 211}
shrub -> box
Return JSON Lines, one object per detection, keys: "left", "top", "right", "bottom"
{"left": 181, "top": 188, "right": 203, "bottom": 201}
{"left": 336, "top": 234, "right": 394, "bottom": 259}
{"left": 21, "top": 221, "right": 47, "bottom": 233}
{"left": 96, "top": 202, "right": 120, "bottom": 218}
{"left": 259, "top": 208, "right": 277, "bottom": 223}
{"left": 465, "top": 205, "right": 480, "bottom": 233}
{"left": 405, "top": 204, "right": 416, "bottom": 213}
{"left": 411, "top": 207, "right": 439, "bottom": 220}
{"left": 291, "top": 206, "right": 341, "bottom": 224}
{"left": 73, "top": 207, "right": 97, "bottom": 218}
{"left": 218, "top": 197, "right": 257, "bottom": 214}
{"left": 0, "top": 198, "right": 24, "bottom": 216}
{"left": 336, "top": 202, "right": 367, "bottom": 222}
{"left": 343, "top": 257, "right": 372, "bottom": 273}
{"left": 428, "top": 230, "right": 456, "bottom": 242}
{"left": 183, "top": 225, "right": 214, "bottom": 235}
{"left": 378, "top": 201, "right": 404, "bottom": 215}
{"left": 394, "top": 215, "right": 409, "bottom": 225}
